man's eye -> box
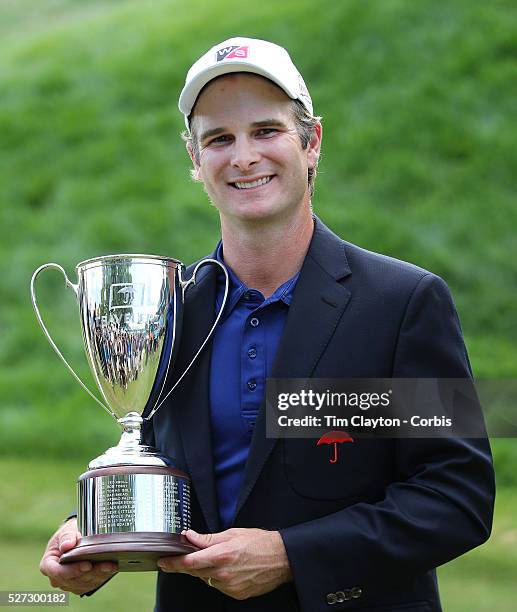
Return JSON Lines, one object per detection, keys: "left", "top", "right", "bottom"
{"left": 208, "top": 135, "right": 231, "bottom": 145}
{"left": 257, "top": 128, "right": 277, "bottom": 137}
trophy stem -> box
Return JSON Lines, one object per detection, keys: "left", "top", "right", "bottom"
{"left": 88, "top": 412, "right": 165, "bottom": 469}
{"left": 117, "top": 412, "right": 144, "bottom": 451}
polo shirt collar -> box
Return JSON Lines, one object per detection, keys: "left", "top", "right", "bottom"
{"left": 214, "top": 241, "right": 299, "bottom": 316}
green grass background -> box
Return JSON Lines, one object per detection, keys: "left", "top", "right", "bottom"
{"left": 1, "top": 0, "right": 516, "bottom": 609}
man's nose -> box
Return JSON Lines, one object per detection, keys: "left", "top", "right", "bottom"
{"left": 231, "top": 136, "right": 260, "bottom": 171}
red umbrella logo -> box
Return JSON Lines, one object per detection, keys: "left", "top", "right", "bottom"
{"left": 317, "top": 430, "right": 354, "bottom": 464}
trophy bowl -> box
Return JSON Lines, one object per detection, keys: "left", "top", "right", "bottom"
{"left": 31, "top": 254, "right": 228, "bottom": 571}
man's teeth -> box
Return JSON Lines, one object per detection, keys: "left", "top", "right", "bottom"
{"left": 234, "top": 176, "right": 272, "bottom": 189}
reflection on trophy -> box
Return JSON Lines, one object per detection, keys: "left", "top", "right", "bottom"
{"left": 31, "top": 254, "right": 228, "bottom": 571}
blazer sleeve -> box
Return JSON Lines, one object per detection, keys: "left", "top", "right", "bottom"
{"left": 279, "top": 273, "right": 495, "bottom": 611}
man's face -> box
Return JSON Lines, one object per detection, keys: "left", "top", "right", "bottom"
{"left": 187, "top": 73, "right": 321, "bottom": 225}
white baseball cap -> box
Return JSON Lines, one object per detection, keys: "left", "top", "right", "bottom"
{"left": 178, "top": 36, "right": 313, "bottom": 128}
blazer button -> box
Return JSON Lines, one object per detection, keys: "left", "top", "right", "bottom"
{"left": 351, "top": 586, "right": 363, "bottom": 599}
{"left": 326, "top": 593, "right": 337, "bottom": 605}
{"left": 335, "top": 591, "right": 345, "bottom": 603}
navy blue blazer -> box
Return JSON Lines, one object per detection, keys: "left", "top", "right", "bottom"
{"left": 145, "top": 218, "right": 495, "bottom": 612}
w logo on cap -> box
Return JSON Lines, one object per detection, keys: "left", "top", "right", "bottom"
{"left": 216, "top": 45, "right": 249, "bottom": 62}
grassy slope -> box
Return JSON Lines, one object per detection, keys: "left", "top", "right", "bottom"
{"left": 0, "top": 543, "right": 155, "bottom": 612}
{"left": 0, "top": 457, "right": 156, "bottom": 612}
{"left": 438, "top": 485, "right": 517, "bottom": 611}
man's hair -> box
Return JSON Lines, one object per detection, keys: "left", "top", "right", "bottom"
{"left": 182, "top": 98, "right": 322, "bottom": 196}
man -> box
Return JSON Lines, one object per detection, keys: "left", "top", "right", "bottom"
{"left": 40, "top": 37, "right": 495, "bottom": 611}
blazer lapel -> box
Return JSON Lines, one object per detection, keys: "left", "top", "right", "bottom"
{"left": 235, "top": 219, "right": 353, "bottom": 518}
{"left": 171, "top": 265, "right": 221, "bottom": 533}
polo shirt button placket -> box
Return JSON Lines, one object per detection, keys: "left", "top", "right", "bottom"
{"left": 326, "top": 593, "right": 337, "bottom": 605}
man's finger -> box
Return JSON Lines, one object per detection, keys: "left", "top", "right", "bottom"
{"left": 58, "top": 529, "right": 79, "bottom": 553}
{"left": 43, "top": 560, "right": 117, "bottom": 594}
{"left": 182, "top": 529, "right": 216, "bottom": 549}
{"left": 158, "top": 546, "right": 223, "bottom": 572}
{"left": 183, "top": 529, "right": 233, "bottom": 549}
{"left": 157, "top": 555, "right": 212, "bottom": 572}
{"left": 42, "top": 557, "right": 93, "bottom": 580}
{"left": 58, "top": 537, "right": 77, "bottom": 553}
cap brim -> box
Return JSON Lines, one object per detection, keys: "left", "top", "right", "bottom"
{"left": 178, "top": 61, "right": 299, "bottom": 117}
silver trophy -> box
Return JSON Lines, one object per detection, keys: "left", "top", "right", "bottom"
{"left": 31, "top": 254, "right": 228, "bottom": 571}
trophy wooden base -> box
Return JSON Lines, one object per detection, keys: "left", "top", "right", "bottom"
{"left": 60, "top": 532, "right": 197, "bottom": 572}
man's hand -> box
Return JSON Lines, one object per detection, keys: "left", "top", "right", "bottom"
{"left": 157, "top": 528, "right": 292, "bottom": 601}
{"left": 40, "top": 518, "right": 117, "bottom": 595}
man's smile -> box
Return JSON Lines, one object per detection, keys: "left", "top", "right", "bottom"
{"left": 229, "top": 175, "right": 275, "bottom": 190}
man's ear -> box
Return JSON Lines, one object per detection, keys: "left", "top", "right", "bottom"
{"left": 307, "top": 122, "right": 322, "bottom": 170}
{"left": 186, "top": 142, "right": 202, "bottom": 182}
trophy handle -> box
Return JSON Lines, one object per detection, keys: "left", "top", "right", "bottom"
{"left": 145, "top": 258, "right": 229, "bottom": 420}
{"left": 30, "top": 263, "right": 115, "bottom": 419}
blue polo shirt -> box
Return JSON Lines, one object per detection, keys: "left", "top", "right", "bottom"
{"left": 210, "top": 243, "right": 298, "bottom": 529}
